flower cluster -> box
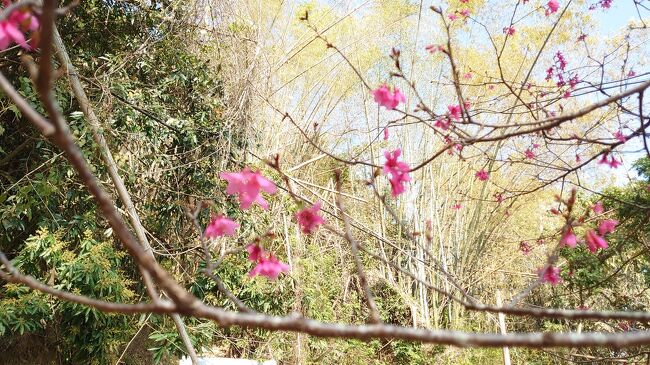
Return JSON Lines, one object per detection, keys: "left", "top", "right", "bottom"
{"left": 435, "top": 118, "right": 451, "bottom": 130}
{"left": 246, "top": 244, "right": 290, "bottom": 280}
{"left": 448, "top": 8, "right": 471, "bottom": 21}
{"left": 589, "top": 0, "right": 612, "bottom": 10}
{"left": 295, "top": 202, "right": 325, "bottom": 234}
{"left": 545, "top": 0, "right": 560, "bottom": 16}
{"left": 0, "top": 0, "right": 39, "bottom": 51}
{"left": 204, "top": 215, "right": 239, "bottom": 238}
{"left": 373, "top": 84, "right": 406, "bottom": 110}
{"left": 592, "top": 201, "right": 604, "bottom": 215}
{"left": 435, "top": 103, "right": 469, "bottom": 130}
{"left": 448, "top": 104, "right": 462, "bottom": 121}
{"left": 475, "top": 169, "right": 489, "bottom": 181}
{"left": 200, "top": 167, "right": 325, "bottom": 280}
{"left": 560, "top": 228, "right": 577, "bottom": 247}
{"left": 540, "top": 265, "right": 562, "bottom": 285}
{"left": 543, "top": 198, "right": 620, "bottom": 285}
{"left": 220, "top": 168, "right": 278, "bottom": 210}
{"left": 383, "top": 149, "right": 411, "bottom": 197}
{"left": 613, "top": 130, "right": 626, "bottom": 143}
{"left": 524, "top": 149, "right": 536, "bottom": 160}
{"left": 598, "top": 152, "right": 621, "bottom": 169}
{"left": 545, "top": 51, "right": 579, "bottom": 98}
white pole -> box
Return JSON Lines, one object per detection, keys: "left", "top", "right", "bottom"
{"left": 496, "top": 290, "right": 511, "bottom": 365}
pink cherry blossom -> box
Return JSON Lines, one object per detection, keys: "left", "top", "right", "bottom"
{"left": 295, "top": 202, "right": 326, "bottom": 234}
{"left": 204, "top": 215, "right": 239, "bottom": 238}
{"left": 597, "top": 0, "right": 613, "bottom": 9}
{"left": 628, "top": 70, "right": 636, "bottom": 77}
{"left": 388, "top": 169, "right": 411, "bottom": 196}
{"left": 585, "top": 230, "right": 608, "bottom": 252}
{"left": 0, "top": 21, "right": 25, "bottom": 50}
{"left": 560, "top": 228, "right": 577, "bottom": 248}
{"left": 545, "top": 0, "right": 560, "bottom": 16}
{"left": 608, "top": 157, "right": 621, "bottom": 168}
{"left": 383, "top": 149, "right": 411, "bottom": 197}
{"left": 0, "top": 4, "right": 39, "bottom": 50}
{"left": 540, "top": 266, "right": 562, "bottom": 285}
{"left": 453, "top": 203, "right": 462, "bottom": 210}
{"left": 598, "top": 153, "right": 621, "bottom": 169}
{"left": 383, "top": 127, "right": 389, "bottom": 140}
{"left": 545, "top": 67, "right": 554, "bottom": 81}
{"left": 425, "top": 44, "right": 445, "bottom": 54}
{"left": 575, "top": 154, "right": 582, "bottom": 163}
{"left": 373, "top": 84, "right": 406, "bottom": 110}
{"left": 434, "top": 117, "right": 451, "bottom": 130}
{"left": 592, "top": 201, "right": 604, "bottom": 215}
{"left": 494, "top": 193, "right": 505, "bottom": 203}
{"left": 463, "top": 72, "right": 472, "bottom": 79}
{"left": 246, "top": 244, "right": 263, "bottom": 261}
{"left": 613, "top": 130, "right": 626, "bottom": 142}
{"left": 246, "top": 244, "right": 290, "bottom": 279}
{"left": 448, "top": 104, "right": 462, "bottom": 121}
{"left": 460, "top": 9, "right": 470, "bottom": 17}
{"left": 220, "top": 168, "right": 277, "bottom": 210}
{"left": 475, "top": 169, "right": 489, "bottom": 181}
{"left": 598, "top": 219, "right": 618, "bottom": 236}
{"left": 555, "top": 51, "right": 567, "bottom": 70}
{"left": 249, "top": 254, "right": 290, "bottom": 280}
{"left": 524, "top": 149, "right": 535, "bottom": 159}
{"left": 448, "top": 13, "right": 458, "bottom": 21}
{"left": 383, "top": 149, "right": 409, "bottom": 177}
{"left": 460, "top": 0, "right": 469, "bottom": 3}
{"left": 503, "top": 26, "right": 515, "bottom": 35}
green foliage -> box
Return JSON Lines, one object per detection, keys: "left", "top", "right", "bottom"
{"left": 190, "top": 257, "right": 294, "bottom": 315}
{"left": 551, "top": 156, "right": 650, "bottom": 362}
{"left": 372, "top": 280, "right": 412, "bottom": 325}
{"left": 391, "top": 340, "right": 426, "bottom": 364}
{"left": 0, "top": 229, "right": 135, "bottom": 364}
{"left": 0, "top": 0, "right": 249, "bottom": 362}
{"left": 147, "top": 320, "right": 218, "bottom": 364}
{"left": 633, "top": 157, "right": 650, "bottom": 179}
{"left": 561, "top": 245, "right": 606, "bottom": 288}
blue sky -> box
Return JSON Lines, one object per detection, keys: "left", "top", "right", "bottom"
{"left": 594, "top": 0, "right": 645, "bottom": 35}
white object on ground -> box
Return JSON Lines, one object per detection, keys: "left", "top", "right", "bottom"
{"left": 179, "top": 357, "right": 277, "bottom": 365}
